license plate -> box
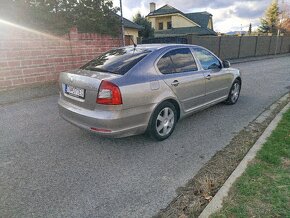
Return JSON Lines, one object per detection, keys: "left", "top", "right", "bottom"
{"left": 65, "top": 84, "right": 85, "bottom": 99}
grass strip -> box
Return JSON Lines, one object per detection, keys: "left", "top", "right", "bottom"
{"left": 212, "top": 108, "right": 290, "bottom": 218}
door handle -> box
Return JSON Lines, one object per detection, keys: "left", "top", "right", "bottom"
{"left": 205, "top": 74, "right": 211, "bottom": 80}
{"left": 171, "top": 80, "right": 179, "bottom": 87}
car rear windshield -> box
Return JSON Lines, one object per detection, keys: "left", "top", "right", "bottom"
{"left": 81, "top": 47, "right": 151, "bottom": 75}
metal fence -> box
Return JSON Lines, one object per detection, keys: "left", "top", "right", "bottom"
{"left": 141, "top": 36, "right": 187, "bottom": 44}
{"left": 187, "top": 35, "right": 290, "bottom": 59}
{"left": 140, "top": 35, "right": 290, "bottom": 60}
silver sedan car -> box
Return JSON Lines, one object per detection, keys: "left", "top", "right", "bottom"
{"left": 58, "top": 44, "right": 241, "bottom": 140}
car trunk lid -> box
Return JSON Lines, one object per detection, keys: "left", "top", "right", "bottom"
{"left": 59, "top": 69, "right": 121, "bottom": 110}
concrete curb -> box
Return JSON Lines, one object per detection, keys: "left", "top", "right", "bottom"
{"left": 229, "top": 53, "right": 289, "bottom": 64}
{"left": 199, "top": 98, "right": 290, "bottom": 218}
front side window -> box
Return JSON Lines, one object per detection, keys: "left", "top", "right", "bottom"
{"left": 158, "top": 22, "right": 163, "bottom": 30}
{"left": 157, "top": 48, "right": 198, "bottom": 74}
{"left": 193, "top": 48, "right": 221, "bottom": 70}
{"left": 167, "top": 21, "right": 172, "bottom": 29}
{"left": 81, "top": 48, "right": 150, "bottom": 75}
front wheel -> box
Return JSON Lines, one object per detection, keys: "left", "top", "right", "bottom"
{"left": 147, "top": 101, "right": 177, "bottom": 141}
{"left": 224, "top": 79, "right": 241, "bottom": 105}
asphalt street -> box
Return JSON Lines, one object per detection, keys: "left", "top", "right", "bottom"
{"left": 1, "top": 56, "right": 290, "bottom": 218}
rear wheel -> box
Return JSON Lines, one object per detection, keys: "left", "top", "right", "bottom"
{"left": 147, "top": 101, "right": 177, "bottom": 141}
{"left": 224, "top": 79, "right": 241, "bottom": 105}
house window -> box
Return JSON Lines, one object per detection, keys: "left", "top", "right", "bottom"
{"left": 167, "top": 21, "right": 172, "bottom": 29}
{"left": 158, "top": 22, "right": 163, "bottom": 30}
{"left": 207, "top": 19, "right": 213, "bottom": 30}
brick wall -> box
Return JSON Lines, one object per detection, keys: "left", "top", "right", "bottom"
{"left": 0, "top": 25, "right": 121, "bottom": 90}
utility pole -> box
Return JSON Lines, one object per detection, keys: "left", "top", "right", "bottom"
{"left": 120, "top": 0, "right": 125, "bottom": 47}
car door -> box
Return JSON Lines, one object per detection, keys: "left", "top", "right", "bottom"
{"left": 157, "top": 48, "right": 206, "bottom": 112}
{"left": 192, "top": 47, "right": 233, "bottom": 103}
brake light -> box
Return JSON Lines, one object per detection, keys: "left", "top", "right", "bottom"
{"left": 96, "top": 80, "right": 122, "bottom": 105}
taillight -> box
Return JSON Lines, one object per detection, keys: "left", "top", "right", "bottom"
{"left": 96, "top": 80, "right": 122, "bottom": 105}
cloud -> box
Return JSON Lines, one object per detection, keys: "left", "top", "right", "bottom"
{"left": 234, "top": 6, "right": 265, "bottom": 19}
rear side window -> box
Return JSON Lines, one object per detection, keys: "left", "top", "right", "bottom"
{"left": 193, "top": 48, "right": 221, "bottom": 70}
{"left": 81, "top": 48, "right": 150, "bottom": 75}
{"left": 157, "top": 48, "right": 198, "bottom": 74}
{"left": 156, "top": 52, "right": 176, "bottom": 74}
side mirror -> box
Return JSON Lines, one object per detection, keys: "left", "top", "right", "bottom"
{"left": 223, "top": 60, "right": 231, "bottom": 68}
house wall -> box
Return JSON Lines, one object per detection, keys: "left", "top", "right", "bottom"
{"left": 124, "top": 27, "right": 139, "bottom": 44}
{"left": 148, "top": 17, "right": 156, "bottom": 30}
{"left": 154, "top": 16, "right": 171, "bottom": 30}
{"left": 0, "top": 26, "right": 121, "bottom": 90}
{"left": 147, "top": 13, "right": 197, "bottom": 30}
{"left": 172, "top": 15, "right": 196, "bottom": 28}
{"left": 147, "top": 16, "right": 169, "bottom": 30}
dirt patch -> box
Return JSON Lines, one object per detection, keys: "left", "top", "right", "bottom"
{"left": 154, "top": 94, "right": 289, "bottom": 218}
{"left": 282, "top": 158, "right": 290, "bottom": 169}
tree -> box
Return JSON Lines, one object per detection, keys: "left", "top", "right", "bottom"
{"left": 279, "top": 2, "right": 290, "bottom": 35}
{"left": 248, "top": 23, "right": 252, "bottom": 35}
{"left": 259, "top": 0, "right": 279, "bottom": 34}
{"left": 0, "top": 0, "right": 120, "bottom": 35}
{"left": 73, "top": 0, "right": 120, "bottom": 35}
{"left": 133, "top": 12, "right": 154, "bottom": 39}
{"left": 280, "top": 17, "right": 290, "bottom": 34}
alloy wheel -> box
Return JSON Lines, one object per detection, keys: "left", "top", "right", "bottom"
{"left": 156, "top": 107, "right": 175, "bottom": 136}
{"left": 231, "top": 83, "right": 240, "bottom": 103}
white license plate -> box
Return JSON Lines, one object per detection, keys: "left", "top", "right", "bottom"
{"left": 65, "top": 84, "right": 85, "bottom": 99}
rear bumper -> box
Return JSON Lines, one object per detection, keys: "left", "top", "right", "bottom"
{"left": 58, "top": 98, "right": 152, "bottom": 138}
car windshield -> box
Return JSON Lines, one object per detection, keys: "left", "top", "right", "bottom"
{"left": 81, "top": 47, "right": 151, "bottom": 75}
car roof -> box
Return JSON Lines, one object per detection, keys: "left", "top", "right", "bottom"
{"left": 123, "top": 44, "right": 199, "bottom": 51}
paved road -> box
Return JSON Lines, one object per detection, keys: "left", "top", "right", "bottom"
{"left": 1, "top": 56, "right": 290, "bottom": 218}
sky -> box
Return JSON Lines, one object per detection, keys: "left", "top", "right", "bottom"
{"left": 113, "top": 0, "right": 290, "bottom": 33}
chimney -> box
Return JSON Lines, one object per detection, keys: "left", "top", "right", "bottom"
{"left": 150, "top": 2, "right": 156, "bottom": 13}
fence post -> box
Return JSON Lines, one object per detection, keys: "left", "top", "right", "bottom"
{"left": 254, "top": 36, "right": 258, "bottom": 56}
{"left": 237, "top": 36, "right": 242, "bottom": 58}
{"left": 275, "top": 33, "right": 281, "bottom": 55}
{"left": 268, "top": 36, "right": 272, "bottom": 55}
{"left": 218, "top": 36, "right": 221, "bottom": 58}
{"left": 279, "top": 36, "right": 284, "bottom": 54}
{"left": 187, "top": 34, "right": 192, "bottom": 44}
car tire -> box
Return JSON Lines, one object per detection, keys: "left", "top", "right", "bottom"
{"left": 147, "top": 101, "right": 178, "bottom": 141}
{"left": 224, "top": 79, "right": 241, "bottom": 105}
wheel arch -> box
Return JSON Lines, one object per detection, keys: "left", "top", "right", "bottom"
{"left": 153, "top": 98, "right": 181, "bottom": 121}
{"left": 166, "top": 99, "right": 181, "bottom": 121}
{"left": 235, "top": 76, "right": 242, "bottom": 86}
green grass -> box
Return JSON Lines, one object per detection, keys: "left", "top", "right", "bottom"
{"left": 212, "top": 108, "right": 290, "bottom": 218}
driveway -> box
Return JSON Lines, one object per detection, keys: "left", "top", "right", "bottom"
{"left": 1, "top": 56, "right": 289, "bottom": 218}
